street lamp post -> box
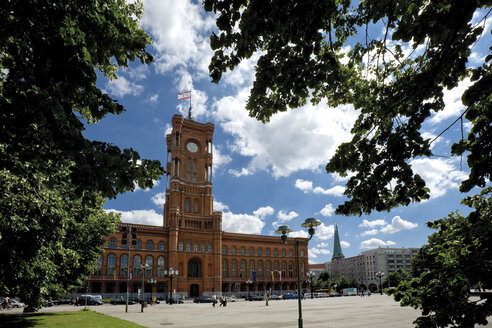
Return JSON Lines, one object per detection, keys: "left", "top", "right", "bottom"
{"left": 307, "top": 271, "right": 316, "bottom": 299}
{"left": 246, "top": 279, "right": 252, "bottom": 300}
{"left": 376, "top": 271, "right": 385, "bottom": 295}
{"left": 138, "top": 263, "right": 149, "bottom": 312}
{"left": 164, "top": 267, "right": 178, "bottom": 304}
{"left": 275, "top": 217, "right": 321, "bottom": 328}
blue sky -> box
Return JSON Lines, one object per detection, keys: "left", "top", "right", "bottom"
{"left": 83, "top": 1, "right": 491, "bottom": 264}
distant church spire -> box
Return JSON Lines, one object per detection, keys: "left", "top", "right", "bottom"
{"left": 332, "top": 224, "right": 345, "bottom": 260}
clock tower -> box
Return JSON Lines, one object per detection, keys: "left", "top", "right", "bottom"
{"left": 163, "top": 114, "right": 222, "bottom": 295}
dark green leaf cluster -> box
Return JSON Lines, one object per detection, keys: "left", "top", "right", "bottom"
{"left": 204, "top": 0, "right": 492, "bottom": 215}
{"left": 393, "top": 188, "right": 492, "bottom": 327}
{"left": 0, "top": 0, "right": 164, "bottom": 311}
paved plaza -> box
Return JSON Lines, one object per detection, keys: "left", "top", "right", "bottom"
{"left": 8, "top": 294, "right": 485, "bottom": 328}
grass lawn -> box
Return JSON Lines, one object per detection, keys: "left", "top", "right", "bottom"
{"left": 0, "top": 309, "right": 145, "bottom": 327}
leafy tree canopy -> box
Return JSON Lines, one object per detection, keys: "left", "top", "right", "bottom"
{"left": 393, "top": 188, "right": 492, "bottom": 327}
{"left": 0, "top": 0, "right": 164, "bottom": 311}
{"left": 204, "top": 0, "right": 492, "bottom": 216}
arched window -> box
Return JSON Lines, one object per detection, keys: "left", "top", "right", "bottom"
{"left": 274, "top": 260, "right": 279, "bottom": 272}
{"left": 188, "top": 259, "right": 201, "bottom": 277}
{"left": 185, "top": 198, "right": 191, "bottom": 212}
{"left": 194, "top": 199, "right": 199, "bottom": 214}
{"left": 266, "top": 248, "right": 271, "bottom": 257}
{"left": 193, "top": 243, "right": 198, "bottom": 252}
{"left": 193, "top": 160, "right": 197, "bottom": 181}
{"left": 301, "top": 262, "right": 305, "bottom": 276}
{"left": 158, "top": 241, "right": 165, "bottom": 251}
{"left": 186, "top": 242, "right": 191, "bottom": 251}
{"left": 266, "top": 260, "right": 272, "bottom": 278}
{"left": 248, "top": 260, "right": 255, "bottom": 278}
{"left": 201, "top": 243, "right": 205, "bottom": 252}
{"left": 289, "top": 250, "right": 293, "bottom": 257}
{"left": 186, "top": 159, "right": 191, "bottom": 180}
{"left": 231, "top": 247, "right": 236, "bottom": 255}
{"left": 281, "top": 249, "right": 285, "bottom": 257}
{"left": 107, "top": 254, "right": 116, "bottom": 276}
{"left": 222, "top": 246, "right": 227, "bottom": 255}
{"left": 288, "top": 261, "right": 294, "bottom": 277}
{"left": 145, "top": 255, "right": 153, "bottom": 277}
{"left": 257, "top": 260, "right": 263, "bottom": 278}
{"left": 257, "top": 248, "right": 262, "bottom": 256}
{"left": 240, "top": 260, "right": 246, "bottom": 278}
{"left": 120, "top": 254, "right": 128, "bottom": 277}
{"left": 94, "top": 256, "right": 102, "bottom": 276}
{"left": 240, "top": 247, "right": 245, "bottom": 255}
{"left": 157, "top": 256, "right": 165, "bottom": 277}
{"left": 208, "top": 244, "right": 212, "bottom": 253}
{"left": 133, "top": 255, "right": 141, "bottom": 277}
{"left": 230, "top": 260, "right": 237, "bottom": 278}
{"left": 178, "top": 242, "right": 183, "bottom": 251}
{"left": 109, "top": 238, "right": 116, "bottom": 248}
{"left": 300, "top": 249, "right": 305, "bottom": 257}
{"left": 147, "top": 240, "right": 153, "bottom": 250}
{"left": 222, "top": 259, "right": 228, "bottom": 278}
{"left": 274, "top": 249, "right": 278, "bottom": 257}
{"left": 135, "top": 239, "right": 141, "bottom": 250}
{"left": 249, "top": 247, "right": 254, "bottom": 256}
{"left": 281, "top": 261, "right": 287, "bottom": 278}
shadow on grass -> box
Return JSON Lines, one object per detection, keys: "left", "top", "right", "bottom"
{"left": 0, "top": 312, "right": 58, "bottom": 327}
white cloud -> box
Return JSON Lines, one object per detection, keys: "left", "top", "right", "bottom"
{"left": 319, "top": 204, "right": 335, "bottom": 217}
{"left": 429, "top": 78, "right": 472, "bottom": 125}
{"left": 277, "top": 210, "right": 299, "bottom": 222}
{"left": 340, "top": 241, "right": 350, "bottom": 248}
{"left": 360, "top": 238, "right": 396, "bottom": 249}
{"left": 151, "top": 192, "right": 166, "bottom": 206}
{"left": 105, "top": 76, "right": 144, "bottom": 98}
{"left": 410, "top": 157, "right": 468, "bottom": 198}
{"left": 142, "top": 0, "right": 215, "bottom": 86}
{"left": 295, "top": 179, "right": 345, "bottom": 197}
{"left": 313, "top": 185, "right": 345, "bottom": 196}
{"left": 221, "top": 205, "right": 273, "bottom": 234}
{"left": 213, "top": 200, "right": 229, "bottom": 212}
{"left": 380, "top": 216, "right": 418, "bottom": 234}
{"left": 212, "top": 144, "right": 232, "bottom": 169}
{"left": 317, "top": 242, "right": 330, "bottom": 248}
{"left": 359, "top": 219, "right": 386, "bottom": 228}
{"left": 149, "top": 94, "right": 159, "bottom": 103}
{"left": 106, "top": 209, "right": 162, "bottom": 226}
{"left": 222, "top": 211, "right": 266, "bottom": 234}
{"left": 253, "top": 206, "right": 275, "bottom": 218}
{"left": 295, "top": 179, "right": 313, "bottom": 193}
{"left": 212, "top": 90, "right": 358, "bottom": 178}
{"left": 289, "top": 230, "right": 309, "bottom": 238}
{"left": 313, "top": 223, "right": 335, "bottom": 241}
{"left": 310, "top": 247, "right": 331, "bottom": 258}
{"left": 360, "top": 229, "right": 378, "bottom": 236}
{"left": 229, "top": 168, "right": 253, "bottom": 177}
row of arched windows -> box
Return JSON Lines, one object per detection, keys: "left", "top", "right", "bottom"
{"left": 222, "top": 259, "right": 305, "bottom": 279}
{"left": 94, "top": 254, "right": 166, "bottom": 278}
{"left": 108, "top": 239, "right": 165, "bottom": 251}
{"left": 222, "top": 246, "right": 305, "bottom": 258}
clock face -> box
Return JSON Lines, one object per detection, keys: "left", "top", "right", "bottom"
{"left": 186, "top": 142, "right": 198, "bottom": 153}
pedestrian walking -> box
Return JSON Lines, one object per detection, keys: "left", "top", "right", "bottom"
{"left": 212, "top": 293, "right": 217, "bottom": 307}
{"left": 264, "top": 291, "right": 269, "bottom": 306}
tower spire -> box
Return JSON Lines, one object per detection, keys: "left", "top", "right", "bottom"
{"left": 332, "top": 223, "right": 345, "bottom": 260}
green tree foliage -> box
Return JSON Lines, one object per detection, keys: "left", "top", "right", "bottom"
{"left": 203, "top": 1, "right": 492, "bottom": 326}
{"left": 203, "top": 0, "right": 491, "bottom": 215}
{"left": 0, "top": 0, "right": 164, "bottom": 311}
{"left": 393, "top": 188, "right": 492, "bottom": 328}
{"left": 384, "top": 267, "right": 411, "bottom": 289}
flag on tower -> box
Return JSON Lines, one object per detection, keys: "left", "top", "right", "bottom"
{"left": 178, "top": 91, "right": 191, "bottom": 100}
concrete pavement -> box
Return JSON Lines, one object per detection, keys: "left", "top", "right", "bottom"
{"left": 11, "top": 295, "right": 492, "bottom": 327}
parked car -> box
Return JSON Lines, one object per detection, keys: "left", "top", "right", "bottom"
{"left": 166, "top": 296, "right": 183, "bottom": 304}
{"left": 283, "top": 293, "right": 298, "bottom": 299}
{"left": 76, "top": 296, "right": 103, "bottom": 305}
{"left": 329, "top": 292, "right": 341, "bottom": 297}
{"left": 110, "top": 297, "right": 137, "bottom": 305}
{"left": 270, "top": 294, "right": 282, "bottom": 301}
{"left": 54, "top": 298, "right": 73, "bottom": 305}
{"left": 193, "top": 296, "right": 212, "bottom": 303}
{"left": 249, "top": 295, "right": 263, "bottom": 301}
{"left": 10, "top": 300, "right": 25, "bottom": 308}
{"left": 316, "top": 292, "right": 330, "bottom": 298}
{"left": 225, "top": 296, "right": 236, "bottom": 302}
